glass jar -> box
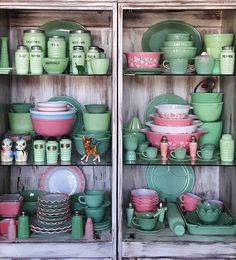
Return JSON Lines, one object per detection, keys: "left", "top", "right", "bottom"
{"left": 86, "top": 46, "right": 100, "bottom": 74}
{"left": 220, "top": 45, "right": 235, "bottom": 75}
{"left": 30, "top": 45, "right": 43, "bottom": 75}
{"left": 71, "top": 46, "right": 85, "bottom": 74}
{"left": 15, "top": 45, "right": 29, "bottom": 75}
{"left": 23, "top": 29, "right": 46, "bottom": 55}
{"left": 47, "top": 36, "right": 66, "bottom": 58}
{"left": 69, "top": 30, "right": 91, "bottom": 58}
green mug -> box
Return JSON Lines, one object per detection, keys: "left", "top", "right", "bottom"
{"left": 142, "top": 147, "right": 158, "bottom": 159}
{"left": 197, "top": 146, "right": 214, "bottom": 160}
{"left": 90, "top": 58, "right": 110, "bottom": 75}
{"left": 78, "top": 190, "right": 105, "bottom": 208}
{"left": 163, "top": 58, "right": 188, "bottom": 74}
{"left": 132, "top": 215, "right": 157, "bottom": 231}
{"left": 170, "top": 148, "right": 186, "bottom": 160}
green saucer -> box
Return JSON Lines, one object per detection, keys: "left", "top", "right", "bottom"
{"left": 197, "top": 155, "right": 220, "bottom": 162}
{"left": 130, "top": 221, "right": 165, "bottom": 234}
{"left": 139, "top": 154, "right": 161, "bottom": 162}
{"left": 124, "top": 67, "right": 162, "bottom": 75}
{"left": 169, "top": 155, "right": 191, "bottom": 162}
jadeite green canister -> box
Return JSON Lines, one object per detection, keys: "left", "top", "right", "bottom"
{"left": 69, "top": 30, "right": 91, "bottom": 57}
{"left": 220, "top": 134, "right": 235, "bottom": 162}
{"left": 47, "top": 36, "right": 66, "bottom": 58}
{"left": 33, "top": 137, "right": 46, "bottom": 162}
{"left": 46, "top": 137, "right": 59, "bottom": 164}
{"left": 59, "top": 136, "right": 72, "bottom": 161}
{"left": 71, "top": 46, "right": 85, "bottom": 74}
{"left": 30, "top": 45, "right": 43, "bottom": 75}
{"left": 86, "top": 46, "right": 100, "bottom": 74}
{"left": 23, "top": 29, "right": 46, "bottom": 55}
{"left": 15, "top": 45, "right": 29, "bottom": 75}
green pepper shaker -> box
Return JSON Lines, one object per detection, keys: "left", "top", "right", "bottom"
{"left": 18, "top": 210, "right": 30, "bottom": 239}
{"left": 72, "top": 210, "right": 83, "bottom": 239}
{"left": 33, "top": 135, "right": 46, "bottom": 162}
{"left": 46, "top": 136, "right": 59, "bottom": 164}
{"left": 59, "top": 135, "right": 72, "bottom": 161}
{"left": 15, "top": 45, "right": 29, "bottom": 75}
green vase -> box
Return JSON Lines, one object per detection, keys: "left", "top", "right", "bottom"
{"left": 0, "top": 37, "right": 9, "bottom": 68}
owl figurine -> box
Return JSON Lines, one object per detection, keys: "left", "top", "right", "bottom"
{"left": 1, "top": 138, "right": 13, "bottom": 162}
{"left": 14, "top": 138, "right": 28, "bottom": 162}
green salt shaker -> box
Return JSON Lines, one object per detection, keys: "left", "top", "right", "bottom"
{"left": 86, "top": 46, "right": 100, "bottom": 74}
{"left": 220, "top": 134, "right": 235, "bottom": 162}
{"left": 15, "top": 45, "right": 29, "bottom": 75}
{"left": 23, "top": 29, "right": 46, "bottom": 55}
{"left": 69, "top": 30, "right": 91, "bottom": 57}
{"left": 33, "top": 135, "right": 46, "bottom": 162}
{"left": 30, "top": 45, "right": 43, "bottom": 75}
{"left": 47, "top": 36, "right": 66, "bottom": 58}
{"left": 72, "top": 210, "right": 83, "bottom": 239}
{"left": 60, "top": 135, "right": 72, "bottom": 161}
{"left": 71, "top": 46, "right": 85, "bottom": 74}
{"left": 18, "top": 210, "right": 30, "bottom": 239}
{"left": 46, "top": 137, "right": 59, "bottom": 164}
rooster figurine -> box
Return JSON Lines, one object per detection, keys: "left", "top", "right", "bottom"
{"left": 1, "top": 138, "right": 13, "bottom": 162}
{"left": 81, "top": 136, "right": 101, "bottom": 162}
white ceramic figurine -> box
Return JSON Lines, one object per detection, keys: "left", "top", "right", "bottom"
{"left": 1, "top": 138, "right": 13, "bottom": 162}
{"left": 14, "top": 138, "right": 28, "bottom": 162}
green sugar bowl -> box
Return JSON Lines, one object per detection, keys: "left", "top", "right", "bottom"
{"left": 196, "top": 201, "right": 222, "bottom": 224}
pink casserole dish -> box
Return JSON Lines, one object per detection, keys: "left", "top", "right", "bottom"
{"left": 125, "top": 52, "right": 161, "bottom": 68}
{"left": 0, "top": 194, "right": 23, "bottom": 217}
{"left": 150, "top": 114, "right": 194, "bottom": 126}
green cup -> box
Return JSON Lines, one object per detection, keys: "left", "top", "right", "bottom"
{"left": 163, "top": 58, "right": 188, "bottom": 74}
{"left": 138, "top": 142, "right": 149, "bottom": 153}
{"left": 132, "top": 215, "right": 157, "bottom": 231}
{"left": 194, "top": 55, "right": 215, "bottom": 75}
{"left": 8, "top": 112, "right": 33, "bottom": 133}
{"left": 197, "top": 145, "right": 215, "bottom": 160}
{"left": 78, "top": 190, "right": 105, "bottom": 208}
{"left": 142, "top": 147, "right": 158, "bottom": 159}
{"left": 85, "top": 207, "right": 105, "bottom": 223}
{"left": 90, "top": 58, "right": 110, "bottom": 75}
{"left": 170, "top": 147, "right": 186, "bottom": 160}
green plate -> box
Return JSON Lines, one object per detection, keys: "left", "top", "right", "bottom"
{"left": 146, "top": 165, "right": 195, "bottom": 202}
{"left": 130, "top": 220, "right": 165, "bottom": 234}
{"left": 39, "top": 20, "right": 86, "bottom": 58}
{"left": 124, "top": 67, "right": 162, "bottom": 75}
{"left": 185, "top": 211, "right": 233, "bottom": 226}
{"left": 144, "top": 94, "right": 188, "bottom": 122}
{"left": 169, "top": 155, "right": 191, "bottom": 162}
{"left": 48, "top": 96, "right": 85, "bottom": 136}
{"left": 142, "top": 20, "right": 202, "bottom": 55}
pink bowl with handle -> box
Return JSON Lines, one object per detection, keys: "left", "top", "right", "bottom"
{"left": 141, "top": 129, "right": 207, "bottom": 150}
{"left": 32, "top": 117, "right": 76, "bottom": 137}
{"left": 125, "top": 52, "right": 161, "bottom": 68}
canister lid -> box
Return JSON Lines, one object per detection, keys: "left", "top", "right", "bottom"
{"left": 31, "top": 45, "right": 42, "bottom": 51}
{"left": 35, "top": 135, "right": 45, "bottom": 140}
{"left": 73, "top": 45, "right": 84, "bottom": 51}
{"left": 70, "top": 29, "right": 90, "bottom": 34}
{"left": 17, "top": 45, "right": 29, "bottom": 51}
{"left": 23, "top": 29, "right": 45, "bottom": 34}
{"left": 222, "top": 45, "right": 234, "bottom": 51}
{"left": 161, "top": 136, "right": 168, "bottom": 143}
{"left": 88, "top": 46, "right": 100, "bottom": 51}
{"left": 20, "top": 210, "right": 28, "bottom": 216}
{"left": 61, "top": 135, "right": 70, "bottom": 139}
{"left": 74, "top": 210, "right": 81, "bottom": 216}
{"left": 221, "top": 134, "right": 233, "bottom": 140}
{"left": 49, "top": 35, "right": 65, "bottom": 40}
{"left": 190, "top": 136, "right": 197, "bottom": 142}
{"left": 47, "top": 136, "right": 57, "bottom": 141}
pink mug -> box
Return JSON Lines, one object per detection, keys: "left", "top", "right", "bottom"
{"left": 179, "top": 192, "right": 202, "bottom": 212}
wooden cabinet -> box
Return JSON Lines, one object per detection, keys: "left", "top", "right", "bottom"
{"left": 118, "top": 1, "right": 236, "bottom": 259}
{"left": 0, "top": 1, "right": 117, "bottom": 259}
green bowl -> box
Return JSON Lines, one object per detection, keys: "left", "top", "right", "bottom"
{"left": 198, "top": 121, "right": 223, "bottom": 147}
{"left": 192, "top": 102, "right": 223, "bottom": 122}
{"left": 161, "top": 47, "right": 197, "bottom": 60}
{"left": 191, "top": 93, "right": 224, "bottom": 103}
{"left": 42, "top": 57, "right": 69, "bottom": 74}
{"left": 8, "top": 112, "right": 33, "bottom": 133}
{"left": 167, "top": 33, "right": 190, "bottom": 41}
{"left": 83, "top": 111, "right": 111, "bottom": 131}
{"left": 85, "top": 207, "right": 105, "bottom": 223}
{"left": 196, "top": 202, "right": 222, "bottom": 224}
{"left": 11, "top": 103, "right": 32, "bottom": 113}
{"left": 75, "top": 130, "right": 111, "bottom": 139}
{"left": 85, "top": 104, "right": 108, "bottom": 113}
{"left": 204, "top": 33, "right": 234, "bottom": 48}
{"left": 163, "top": 41, "right": 193, "bottom": 47}
{"left": 73, "top": 134, "right": 111, "bottom": 155}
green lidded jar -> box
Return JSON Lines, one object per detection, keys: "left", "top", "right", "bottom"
{"left": 17, "top": 210, "right": 30, "bottom": 239}
{"left": 15, "top": 45, "right": 29, "bottom": 75}
{"left": 71, "top": 45, "right": 85, "bottom": 74}
{"left": 69, "top": 30, "right": 91, "bottom": 58}
{"left": 47, "top": 36, "right": 66, "bottom": 58}
{"left": 30, "top": 45, "right": 43, "bottom": 75}
{"left": 23, "top": 29, "right": 46, "bottom": 55}
{"left": 220, "top": 134, "right": 235, "bottom": 162}
{"left": 86, "top": 46, "right": 100, "bottom": 74}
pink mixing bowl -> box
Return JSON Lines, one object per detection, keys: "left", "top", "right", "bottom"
{"left": 134, "top": 205, "right": 157, "bottom": 212}
{"left": 125, "top": 52, "right": 161, "bottom": 68}
{"left": 141, "top": 129, "right": 207, "bottom": 150}
{"left": 32, "top": 117, "right": 75, "bottom": 137}
{"left": 150, "top": 114, "right": 194, "bottom": 126}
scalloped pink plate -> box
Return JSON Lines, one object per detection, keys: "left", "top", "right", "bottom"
{"left": 39, "top": 166, "right": 85, "bottom": 195}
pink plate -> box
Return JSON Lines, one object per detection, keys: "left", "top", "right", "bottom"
{"left": 141, "top": 129, "right": 207, "bottom": 150}
{"left": 39, "top": 166, "right": 85, "bottom": 195}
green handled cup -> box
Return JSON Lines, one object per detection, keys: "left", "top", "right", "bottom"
{"left": 78, "top": 190, "right": 105, "bottom": 208}
{"left": 132, "top": 216, "right": 157, "bottom": 231}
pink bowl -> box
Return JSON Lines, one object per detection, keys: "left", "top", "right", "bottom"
{"left": 31, "top": 117, "right": 75, "bottom": 137}
{"left": 141, "top": 129, "right": 207, "bottom": 150}
{"left": 125, "top": 52, "right": 161, "bottom": 68}
{"left": 150, "top": 114, "right": 194, "bottom": 126}
{"left": 131, "top": 189, "right": 157, "bottom": 197}
{"left": 134, "top": 205, "right": 157, "bottom": 212}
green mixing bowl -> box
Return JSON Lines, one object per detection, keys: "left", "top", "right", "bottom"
{"left": 83, "top": 111, "right": 111, "bottom": 131}
{"left": 192, "top": 102, "right": 223, "bottom": 122}
{"left": 75, "top": 130, "right": 111, "bottom": 139}
{"left": 191, "top": 93, "right": 224, "bottom": 103}
{"left": 42, "top": 57, "right": 69, "bottom": 74}
{"left": 204, "top": 33, "right": 234, "bottom": 48}
{"left": 73, "top": 134, "right": 111, "bottom": 155}
{"left": 161, "top": 47, "right": 197, "bottom": 60}
{"left": 163, "top": 41, "right": 193, "bottom": 47}
{"left": 8, "top": 112, "right": 33, "bottom": 133}
{"left": 84, "top": 104, "right": 108, "bottom": 113}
